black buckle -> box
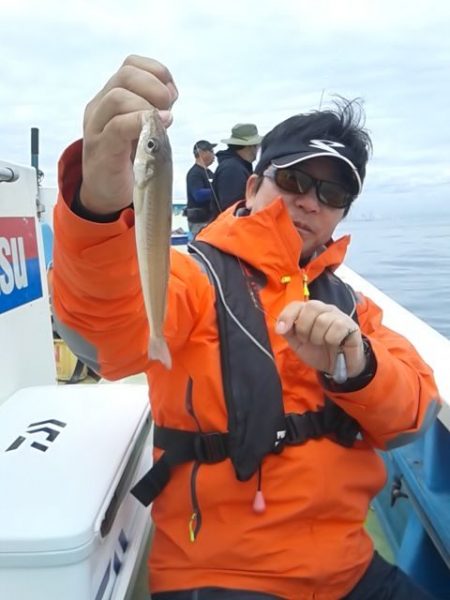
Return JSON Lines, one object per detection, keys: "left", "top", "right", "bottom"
{"left": 194, "top": 432, "right": 228, "bottom": 464}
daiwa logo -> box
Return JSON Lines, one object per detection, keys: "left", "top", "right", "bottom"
{"left": 0, "top": 217, "right": 42, "bottom": 314}
{"left": 309, "top": 139, "right": 346, "bottom": 155}
{"left": 5, "top": 419, "right": 67, "bottom": 453}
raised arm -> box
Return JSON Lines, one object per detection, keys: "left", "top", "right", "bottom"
{"left": 51, "top": 56, "right": 202, "bottom": 380}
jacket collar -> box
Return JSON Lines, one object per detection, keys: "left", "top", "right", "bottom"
{"left": 197, "top": 197, "right": 350, "bottom": 284}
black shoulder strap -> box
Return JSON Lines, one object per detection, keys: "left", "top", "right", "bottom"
{"left": 189, "top": 240, "right": 286, "bottom": 481}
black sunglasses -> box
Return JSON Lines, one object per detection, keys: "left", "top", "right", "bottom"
{"left": 263, "top": 166, "right": 355, "bottom": 209}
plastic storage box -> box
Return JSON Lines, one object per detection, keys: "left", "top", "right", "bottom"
{"left": 0, "top": 383, "right": 152, "bottom": 600}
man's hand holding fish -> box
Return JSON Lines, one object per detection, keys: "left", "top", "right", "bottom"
{"left": 79, "top": 55, "right": 178, "bottom": 216}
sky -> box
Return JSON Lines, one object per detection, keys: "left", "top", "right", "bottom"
{"left": 1, "top": 0, "right": 450, "bottom": 218}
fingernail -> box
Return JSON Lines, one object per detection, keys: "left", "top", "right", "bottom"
{"left": 275, "top": 321, "right": 286, "bottom": 334}
{"left": 158, "top": 110, "right": 173, "bottom": 128}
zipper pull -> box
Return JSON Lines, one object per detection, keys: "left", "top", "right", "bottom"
{"left": 303, "top": 273, "right": 310, "bottom": 300}
{"left": 189, "top": 511, "right": 198, "bottom": 542}
{"left": 253, "top": 490, "right": 266, "bottom": 513}
{"left": 253, "top": 465, "right": 266, "bottom": 513}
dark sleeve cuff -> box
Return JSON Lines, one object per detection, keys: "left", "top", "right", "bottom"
{"left": 319, "top": 337, "right": 377, "bottom": 393}
{"left": 71, "top": 183, "right": 130, "bottom": 223}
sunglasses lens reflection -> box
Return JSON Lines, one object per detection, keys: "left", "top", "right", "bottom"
{"left": 274, "top": 168, "right": 352, "bottom": 209}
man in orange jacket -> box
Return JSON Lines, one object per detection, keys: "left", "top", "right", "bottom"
{"left": 51, "top": 55, "right": 441, "bottom": 600}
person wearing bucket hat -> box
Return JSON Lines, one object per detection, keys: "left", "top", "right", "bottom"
{"left": 185, "top": 140, "right": 217, "bottom": 236}
{"left": 52, "top": 55, "right": 441, "bottom": 600}
{"left": 221, "top": 123, "right": 262, "bottom": 146}
{"left": 210, "top": 123, "right": 263, "bottom": 218}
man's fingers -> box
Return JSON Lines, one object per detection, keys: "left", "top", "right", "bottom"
{"left": 276, "top": 301, "right": 332, "bottom": 341}
{"left": 122, "top": 55, "right": 178, "bottom": 98}
{"left": 86, "top": 74, "right": 172, "bottom": 133}
{"left": 307, "top": 311, "right": 335, "bottom": 346}
{"left": 339, "top": 328, "right": 360, "bottom": 347}
{"left": 276, "top": 301, "right": 361, "bottom": 348}
{"left": 275, "top": 301, "right": 365, "bottom": 376}
{"left": 323, "top": 321, "right": 361, "bottom": 348}
{"left": 84, "top": 57, "right": 178, "bottom": 134}
{"left": 275, "top": 302, "right": 306, "bottom": 335}
{"left": 86, "top": 88, "right": 152, "bottom": 136}
{"left": 112, "top": 57, "right": 177, "bottom": 107}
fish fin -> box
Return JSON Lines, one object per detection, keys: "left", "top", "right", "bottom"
{"left": 149, "top": 337, "right": 172, "bottom": 370}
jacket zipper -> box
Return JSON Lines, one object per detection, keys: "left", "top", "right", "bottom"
{"left": 303, "top": 272, "right": 310, "bottom": 300}
{"left": 185, "top": 377, "right": 203, "bottom": 541}
{"left": 189, "top": 461, "right": 202, "bottom": 542}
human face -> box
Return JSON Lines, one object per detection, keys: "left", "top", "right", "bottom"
{"left": 247, "top": 145, "right": 259, "bottom": 162}
{"left": 245, "top": 157, "right": 349, "bottom": 258}
{"left": 264, "top": 166, "right": 354, "bottom": 209}
{"left": 199, "top": 149, "right": 215, "bottom": 168}
{"left": 238, "top": 144, "right": 259, "bottom": 163}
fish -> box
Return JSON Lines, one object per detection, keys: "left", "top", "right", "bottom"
{"left": 332, "top": 351, "right": 348, "bottom": 384}
{"left": 133, "top": 108, "right": 173, "bottom": 369}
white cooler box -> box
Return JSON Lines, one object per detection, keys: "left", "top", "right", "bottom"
{"left": 0, "top": 383, "right": 153, "bottom": 600}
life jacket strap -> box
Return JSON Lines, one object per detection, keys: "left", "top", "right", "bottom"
{"left": 131, "top": 427, "right": 230, "bottom": 506}
{"left": 284, "top": 398, "right": 360, "bottom": 449}
{"left": 155, "top": 426, "right": 230, "bottom": 464}
{"left": 131, "top": 405, "right": 359, "bottom": 506}
{"left": 130, "top": 453, "right": 171, "bottom": 507}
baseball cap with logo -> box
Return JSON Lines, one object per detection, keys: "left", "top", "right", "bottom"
{"left": 221, "top": 123, "right": 263, "bottom": 146}
{"left": 255, "top": 132, "right": 363, "bottom": 195}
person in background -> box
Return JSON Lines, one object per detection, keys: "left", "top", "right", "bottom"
{"left": 51, "top": 55, "right": 441, "bottom": 600}
{"left": 186, "top": 140, "right": 216, "bottom": 237}
{"left": 211, "top": 122, "right": 262, "bottom": 218}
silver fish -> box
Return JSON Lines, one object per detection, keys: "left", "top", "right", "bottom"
{"left": 133, "top": 108, "right": 173, "bottom": 369}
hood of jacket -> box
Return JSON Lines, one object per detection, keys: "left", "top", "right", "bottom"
{"left": 215, "top": 148, "right": 253, "bottom": 171}
{"left": 197, "top": 197, "right": 351, "bottom": 286}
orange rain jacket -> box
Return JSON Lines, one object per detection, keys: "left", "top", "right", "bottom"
{"left": 52, "top": 141, "right": 441, "bottom": 600}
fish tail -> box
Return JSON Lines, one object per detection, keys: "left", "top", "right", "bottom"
{"left": 149, "top": 336, "right": 172, "bottom": 369}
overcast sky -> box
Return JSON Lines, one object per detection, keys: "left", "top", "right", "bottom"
{"left": 1, "top": 0, "right": 450, "bottom": 218}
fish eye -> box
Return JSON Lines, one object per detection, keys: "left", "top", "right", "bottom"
{"left": 146, "top": 137, "right": 159, "bottom": 153}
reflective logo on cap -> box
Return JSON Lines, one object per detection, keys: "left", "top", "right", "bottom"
{"left": 309, "top": 139, "right": 345, "bottom": 155}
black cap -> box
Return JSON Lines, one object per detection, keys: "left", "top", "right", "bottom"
{"left": 193, "top": 140, "right": 217, "bottom": 153}
{"left": 255, "top": 137, "right": 362, "bottom": 195}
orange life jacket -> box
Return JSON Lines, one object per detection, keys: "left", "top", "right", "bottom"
{"left": 132, "top": 239, "right": 362, "bottom": 512}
